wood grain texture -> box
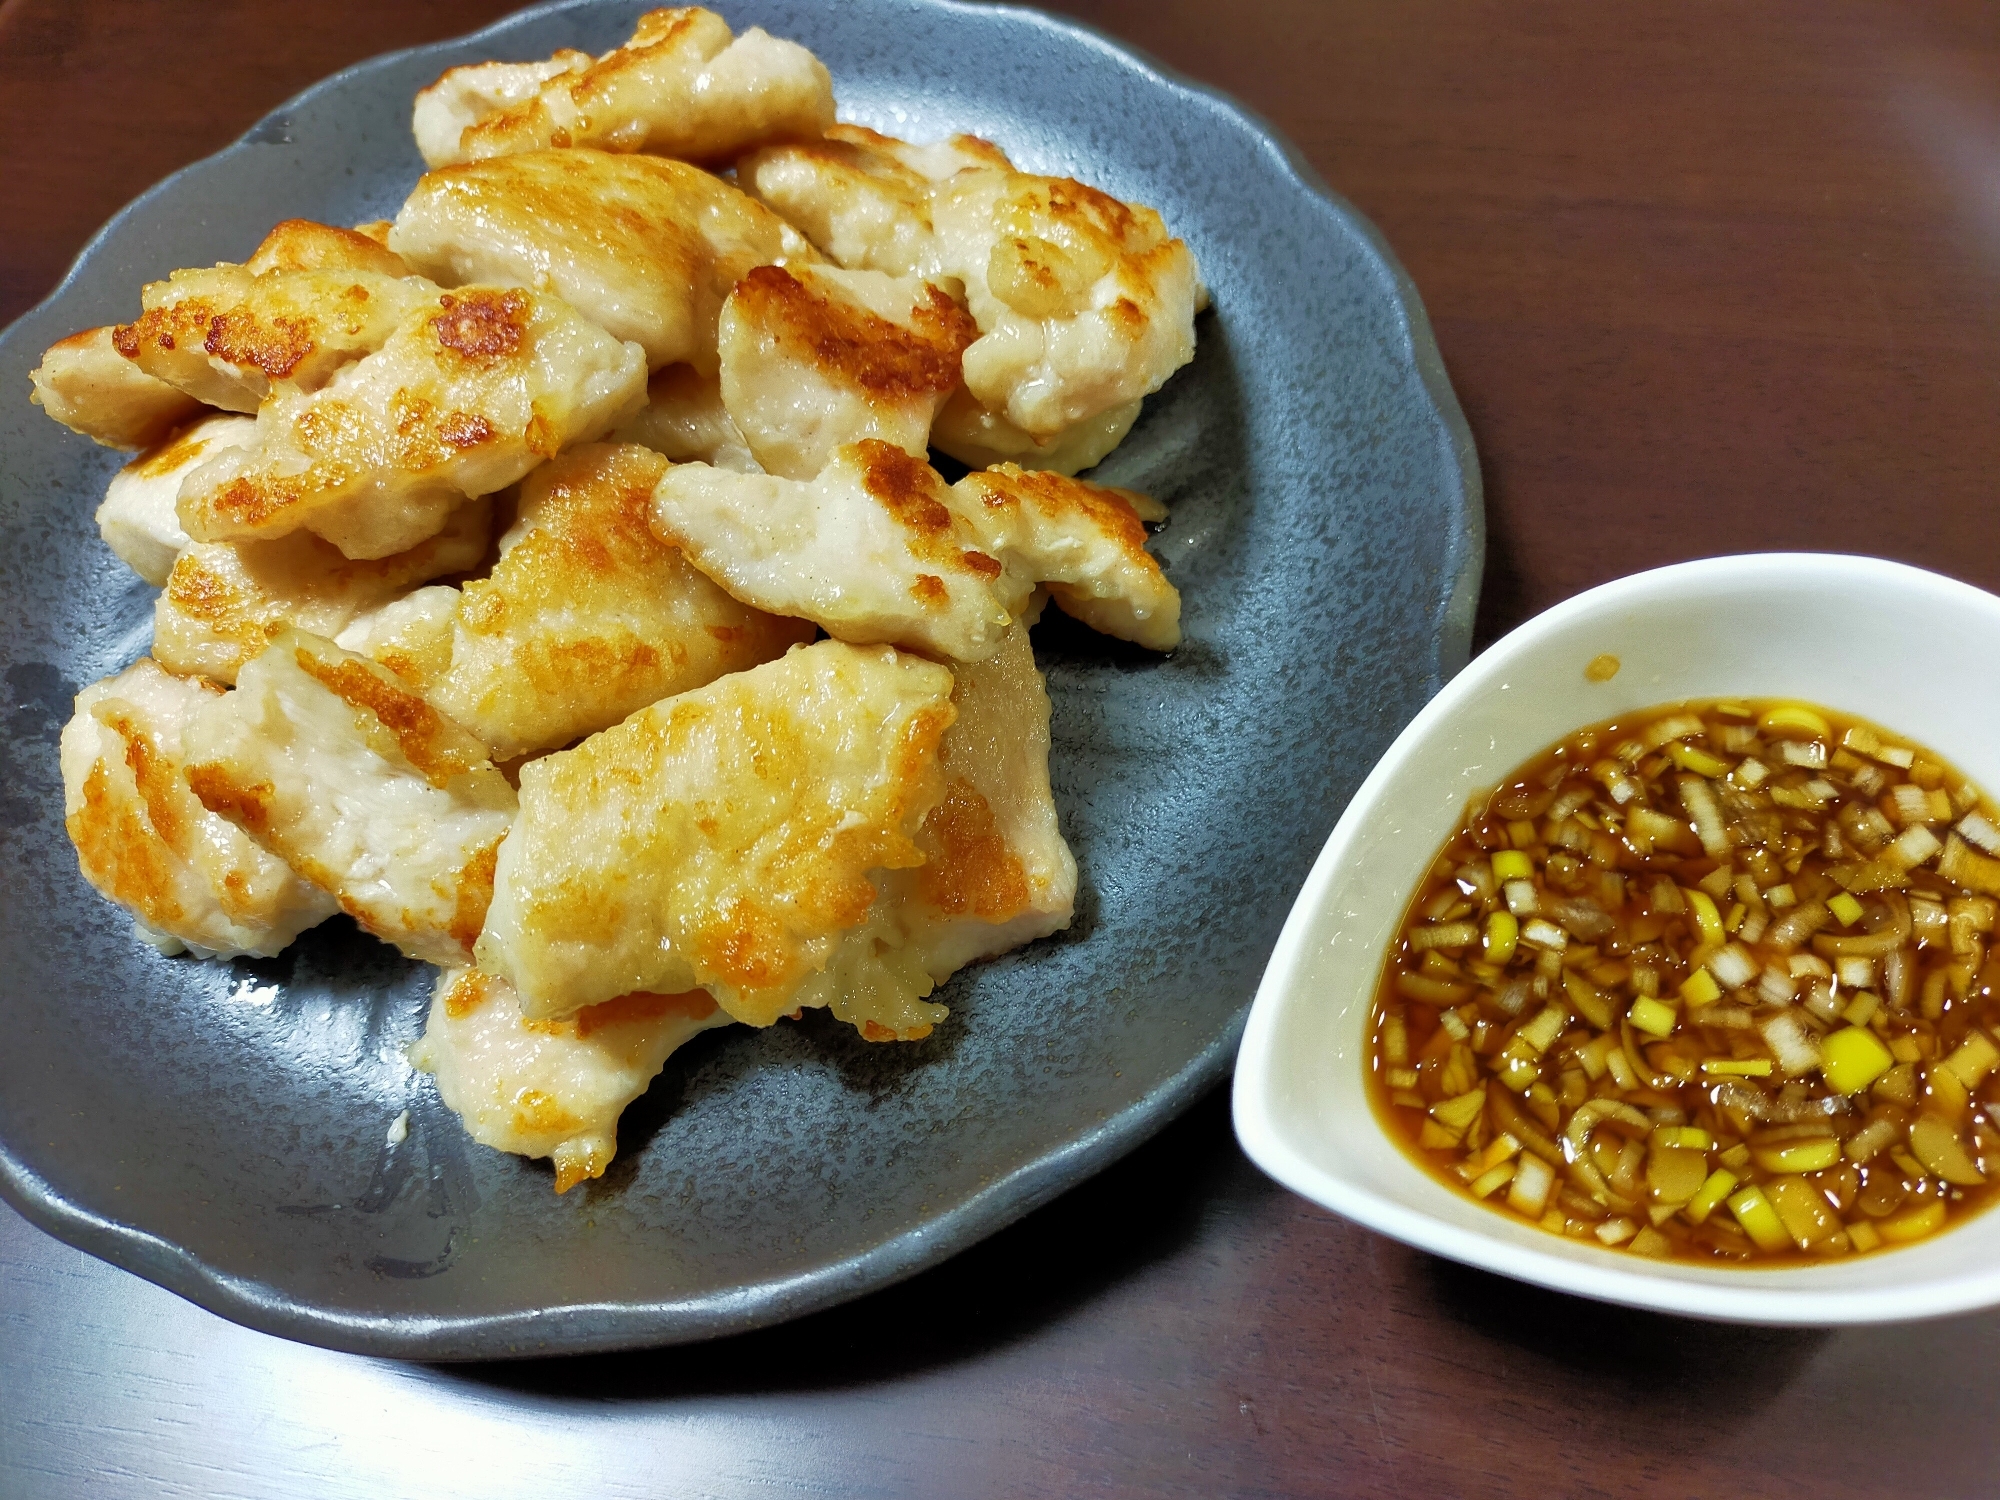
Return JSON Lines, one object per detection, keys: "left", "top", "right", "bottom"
{"left": 6, "top": 2, "right": 2000, "bottom": 1496}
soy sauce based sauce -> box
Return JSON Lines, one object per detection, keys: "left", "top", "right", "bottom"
{"left": 1367, "top": 699, "right": 2000, "bottom": 1263}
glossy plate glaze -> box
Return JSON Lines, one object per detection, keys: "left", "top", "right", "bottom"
{"left": 0, "top": 0, "right": 1481, "bottom": 1357}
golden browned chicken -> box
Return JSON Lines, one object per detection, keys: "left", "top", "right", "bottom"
{"left": 738, "top": 124, "right": 1010, "bottom": 278}
{"left": 32, "top": 219, "right": 419, "bottom": 446}
{"left": 716, "top": 263, "right": 976, "bottom": 479}
{"left": 928, "top": 387, "right": 1142, "bottom": 476}
{"left": 243, "top": 218, "right": 414, "bottom": 277}
{"left": 408, "top": 443, "right": 814, "bottom": 759}
{"left": 389, "top": 149, "right": 817, "bottom": 371}
{"left": 112, "top": 265, "right": 441, "bottom": 413}
{"left": 411, "top": 969, "right": 731, "bottom": 1191}
{"left": 741, "top": 125, "right": 1201, "bottom": 468}
{"left": 792, "top": 610, "right": 1077, "bottom": 1041}
{"left": 611, "top": 363, "right": 759, "bottom": 470}
{"left": 175, "top": 285, "right": 647, "bottom": 560}
{"left": 933, "top": 169, "right": 1199, "bottom": 439}
{"left": 413, "top": 7, "right": 834, "bottom": 169}
{"left": 952, "top": 465, "right": 1180, "bottom": 650}
{"left": 29, "top": 326, "right": 207, "bottom": 450}
{"left": 475, "top": 638, "right": 955, "bottom": 1024}
{"left": 331, "top": 585, "right": 461, "bottom": 696}
{"left": 59, "top": 659, "right": 337, "bottom": 957}
{"left": 650, "top": 439, "right": 1015, "bottom": 661}
{"left": 183, "top": 630, "right": 518, "bottom": 966}
{"left": 151, "top": 500, "right": 492, "bottom": 684}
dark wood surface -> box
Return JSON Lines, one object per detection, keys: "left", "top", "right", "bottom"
{"left": 5, "top": 2, "right": 2000, "bottom": 1494}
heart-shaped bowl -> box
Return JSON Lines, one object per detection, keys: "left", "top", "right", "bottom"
{"left": 1234, "top": 552, "right": 2000, "bottom": 1324}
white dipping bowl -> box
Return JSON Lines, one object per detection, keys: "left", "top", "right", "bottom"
{"left": 1233, "top": 553, "right": 2000, "bottom": 1324}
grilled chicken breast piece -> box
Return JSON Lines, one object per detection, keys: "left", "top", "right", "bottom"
{"left": 412, "top": 53, "right": 593, "bottom": 169}
{"left": 29, "top": 326, "right": 207, "bottom": 450}
{"left": 96, "top": 414, "right": 258, "bottom": 585}
{"left": 152, "top": 499, "right": 491, "bottom": 684}
{"left": 412, "top": 968, "right": 731, "bottom": 1191}
{"left": 175, "top": 286, "right": 647, "bottom": 560}
{"left": 930, "top": 169, "right": 1200, "bottom": 439}
{"left": 611, "top": 363, "right": 760, "bottom": 471}
{"left": 60, "top": 659, "right": 336, "bottom": 958}
{"left": 414, "top": 7, "right": 834, "bottom": 169}
{"left": 390, "top": 149, "right": 816, "bottom": 373}
{"left": 476, "top": 638, "right": 955, "bottom": 1025}
{"left": 419, "top": 443, "right": 813, "bottom": 759}
{"left": 952, "top": 465, "right": 1180, "bottom": 650}
{"left": 737, "top": 124, "right": 1011, "bottom": 277}
{"left": 333, "top": 585, "right": 462, "bottom": 697}
{"left": 901, "top": 606, "right": 1076, "bottom": 973}
{"left": 243, "top": 218, "right": 414, "bottom": 277}
{"left": 744, "top": 126, "right": 1198, "bottom": 454}
{"left": 793, "top": 611, "right": 1076, "bottom": 1040}
{"left": 717, "top": 264, "right": 975, "bottom": 479}
{"left": 651, "top": 440, "right": 1013, "bottom": 661}
{"left": 112, "top": 265, "right": 441, "bottom": 413}
{"left": 183, "top": 630, "right": 517, "bottom": 966}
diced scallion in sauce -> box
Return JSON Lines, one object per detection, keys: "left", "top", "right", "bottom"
{"left": 1366, "top": 699, "right": 2000, "bottom": 1263}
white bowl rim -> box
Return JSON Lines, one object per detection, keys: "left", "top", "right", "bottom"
{"left": 1233, "top": 551, "right": 2000, "bottom": 1325}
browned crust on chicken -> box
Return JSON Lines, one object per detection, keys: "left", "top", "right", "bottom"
{"left": 730, "top": 264, "right": 974, "bottom": 397}
{"left": 291, "top": 647, "right": 485, "bottom": 789}
{"left": 245, "top": 219, "right": 413, "bottom": 277}
{"left": 30, "top": 326, "right": 206, "bottom": 450}
{"left": 963, "top": 463, "right": 1156, "bottom": 560}
{"left": 182, "top": 765, "right": 276, "bottom": 840}
{"left": 915, "top": 776, "right": 1033, "bottom": 921}
{"left": 852, "top": 441, "right": 1001, "bottom": 615}
{"left": 448, "top": 835, "right": 505, "bottom": 956}
{"left": 70, "top": 759, "right": 184, "bottom": 927}
{"left": 430, "top": 289, "right": 529, "bottom": 362}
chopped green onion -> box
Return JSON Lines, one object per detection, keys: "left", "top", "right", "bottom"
{"left": 1628, "top": 996, "right": 1677, "bottom": 1038}
{"left": 1702, "top": 1058, "right": 1772, "bottom": 1077}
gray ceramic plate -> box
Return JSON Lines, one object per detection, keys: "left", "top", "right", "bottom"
{"left": 0, "top": 0, "right": 1480, "bottom": 1358}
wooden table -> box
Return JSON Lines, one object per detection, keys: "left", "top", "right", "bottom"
{"left": 6, "top": 2, "right": 2000, "bottom": 1494}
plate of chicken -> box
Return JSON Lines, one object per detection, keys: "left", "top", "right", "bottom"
{"left": 0, "top": 0, "right": 1480, "bottom": 1356}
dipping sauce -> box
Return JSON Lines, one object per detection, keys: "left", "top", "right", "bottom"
{"left": 1366, "top": 699, "right": 2000, "bottom": 1262}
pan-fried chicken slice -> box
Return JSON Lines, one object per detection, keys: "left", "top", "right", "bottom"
{"left": 475, "top": 638, "right": 955, "bottom": 1024}
{"left": 611, "top": 363, "right": 759, "bottom": 471}
{"left": 929, "top": 388, "right": 1141, "bottom": 476}
{"left": 737, "top": 124, "right": 1011, "bottom": 276}
{"left": 183, "top": 630, "right": 517, "bottom": 966}
{"left": 743, "top": 126, "right": 1195, "bottom": 450}
{"left": 96, "top": 414, "right": 257, "bottom": 585}
{"left": 389, "top": 149, "right": 816, "bottom": 372}
{"left": 952, "top": 465, "right": 1179, "bottom": 650}
{"left": 59, "top": 659, "right": 336, "bottom": 958}
{"left": 651, "top": 440, "right": 1013, "bottom": 660}
{"left": 903, "top": 606, "right": 1076, "bottom": 973}
{"left": 786, "top": 903, "right": 945, "bottom": 1042}
{"left": 243, "top": 219, "right": 413, "bottom": 277}
{"left": 717, "top": 264, "right": 976, "bottom": 479}
{"left": 411, "top": 968, "right": 731, "bottom": 1191}
{"left": 415, "top": 7, "right": 834, "bottom": 169}
{"left": 152, "top": 499, "right": 492, "bottom": 684}
{"left": 793, "top": 611, "right": 1076, "bottom": 1040}
{"left": 413, "top": 52, "right": 592, "bottom": 168}
{"left": 420, "top": 443, "right": 812, "bottom": 758}
{"left": 930, "top": 169, "right": 1200, "bottom": 439}
{"left": 111, "top": 264, "right": 441, "bottom": 412}
{"left": 28, "top": 326, "right": 206, "bottom": 450}
{"left": 176, "top": 286, "right": 647, "bottom": 560}
{"left": 334, "top": 585, "right": 461, "bottom": 696}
